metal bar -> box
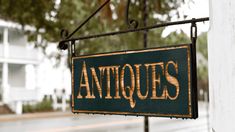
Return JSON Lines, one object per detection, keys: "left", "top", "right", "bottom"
{"left": 144, "top": 117, "right": 149, "bottom": 132}
{"left": 66, "top": 0, "right": 110, "bottom": 39}
{"left": 125, "top": 0, "right": 131, "bottom": 25}
{"left": 59, "top": 17, "right": 209, "bottom": 44}
{"left": 190, "top": 20, "right": 199, "bottom": 118}
{"left": 143, "top": 0, "right": 148, "bottom": 49}
{"left": 143, "top": 1, "right": 149, "bottom": 132}
{"left": 68, "top": 41, "right": 72, "bottom": 71}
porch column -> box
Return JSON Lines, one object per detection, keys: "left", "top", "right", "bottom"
{"left": 2, "top": 27, "right": 9, "bottom": 103}
{"left": 208, "top": 0, "right": 235, "bottom": 131}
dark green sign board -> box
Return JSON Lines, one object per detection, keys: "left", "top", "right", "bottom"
{"left": 72, "top": 44, "right": 198, "bottom": 119}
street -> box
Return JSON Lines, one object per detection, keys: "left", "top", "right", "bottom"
{"left": 0, "top": 102, "right": 209, "bottom": 132}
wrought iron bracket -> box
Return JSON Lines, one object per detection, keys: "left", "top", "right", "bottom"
{"left": 58, "top": 0, "right": 111, "bottom": 51}
{"left": 58, "top": 1, "right": 208, "bottom": 52}
{"left": 59, "top": 17, "right": 209, "bottom": 46}
{"left": 126, "top": 0, "right": 139, "bottom": 29}
{"left": 59, "top": 29, "right": 69, "bottom": 50}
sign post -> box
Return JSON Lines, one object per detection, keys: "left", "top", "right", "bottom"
{"left": 143, "top": 0, "right": 149, "bottom": 131}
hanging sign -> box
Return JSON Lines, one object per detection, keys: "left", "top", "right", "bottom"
{"left": 71, "top": 44, "right": 198, "bottom": 119}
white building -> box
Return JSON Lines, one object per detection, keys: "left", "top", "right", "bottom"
{"left": 0, "top": 19, "right": 41, "bottom": 114}
{"left": 0, "top": 19, "right": 71, "bottom": 114}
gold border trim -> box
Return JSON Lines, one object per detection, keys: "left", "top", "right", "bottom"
{"left": 71, "top": 44, "right": 193, "bottom": 117}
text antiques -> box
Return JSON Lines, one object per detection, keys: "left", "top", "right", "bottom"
{"left": 72, "top": 44, "right": 198, "bottom": 119}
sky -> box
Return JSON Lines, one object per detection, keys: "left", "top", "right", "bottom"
{"left": 162, "top": 0, "right": 209, "bottom": 37}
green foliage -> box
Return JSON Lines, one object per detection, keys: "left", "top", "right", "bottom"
{"left": 23, "top": 98, "right": 53, "bottom": 113}
{"left": 0, "top": 0, "right": 209, "bottom": 99}
{"left": 196, "top": 32, "right": 208, "bottom": 79}
{"left": 197, "top": 32, "right": 208, "bottom": 58}
{"left": 162, "top": 30, "right": 190, "bottom": 44}
{"left": 72, "top": 0, "right": 186, "bottom": 55}
{"left": 0, "top": 0, "right": 186, "bottom": 52}
{"left": 0, "top": 0, "right": 55, "bottom": 30}
{"left": 196, "top": 32, "right": 208, "bottom": 85}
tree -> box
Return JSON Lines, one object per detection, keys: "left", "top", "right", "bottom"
{"left": 0, "top": 0, "right": 187, "bottom": 52}
{"left": 196, "top": 32, "right": 208, "bottom": 100}
{"left": 71, "top": 0, "right": 187, "bottom": 53}
{"left": 1, "top": 0, "right": 209, "bottom": 99}
{"left": 0, "top": 0, "right": 55, "bottom": 37}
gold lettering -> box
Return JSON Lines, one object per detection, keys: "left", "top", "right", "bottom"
{"left": 165, "top": 61, "right": 180, "bottom": 100}
{"left": 113, "top": 66, "right": 121, "bottom": 99}
{"left": 134, "top": 64, "right": 148, "bottom": 100}
{"left": 77, "top": 60, "right": 179, "bottom": 102}
{"left": 77, "top": 61, "right": 94, "bottom": 99}
{"left": 147, "top": 62, "right": 167, "bottom": 99}
{"left": 120, "top": 64, "right": 136, "bottom": 108}
{"left": 90, "top": 67, "right": 102, "bottom": 98}
{"left": 99, "top": 66, "right": 112, "bottom": 99}
{"left": 105, "top": 67, "right": 112, "bottom": 99}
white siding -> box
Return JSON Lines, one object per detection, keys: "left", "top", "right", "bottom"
{"left": 0, "top": 44, "right": 3, "bottom": 57}
{"left": 8, "top": 45, "right": 38, "bottom": 61}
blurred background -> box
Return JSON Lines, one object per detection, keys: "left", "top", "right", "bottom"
{"left": 0, "top": 0, "right": 209, "bottom": 131}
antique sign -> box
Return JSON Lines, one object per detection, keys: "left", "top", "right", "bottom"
{"left": 72, "top": 44, "right": 198, "bottom": 119}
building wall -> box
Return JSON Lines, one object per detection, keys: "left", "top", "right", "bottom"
{"left": 0, "top": 21, "right": 71, "bottom": 114}
{"left": 0, "top": 25, "right": 40, "bottom": 109}
{"left": 0, "top": 44, "right": 3, "bottom": 57}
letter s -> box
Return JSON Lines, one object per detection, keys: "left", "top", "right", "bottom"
{"left": 165, "top": 61, "right": 180, "bottom": 100}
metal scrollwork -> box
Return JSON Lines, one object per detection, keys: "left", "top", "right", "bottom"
{"left": 58, "top": 29, "right": 69, "bottom": 50}
{"left": 126, "top": 0, "right": 139, "bottom": 29}
{"left": 60, "top": 29, "right": 69, "bottom": 39}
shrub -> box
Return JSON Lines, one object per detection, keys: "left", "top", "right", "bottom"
{"left": 23, "top": 98, "right": 53, "bottom": 113}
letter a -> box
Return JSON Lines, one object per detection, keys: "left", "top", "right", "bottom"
{"left": 77, "top": 61, "right": 94, "bottom": 99}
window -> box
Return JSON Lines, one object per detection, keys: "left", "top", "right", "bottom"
{"left": 0, "top": 29, "right": 3, "bottom": 43}
{"left": 0, "top": 64, "right": 2, "bottom": 85}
